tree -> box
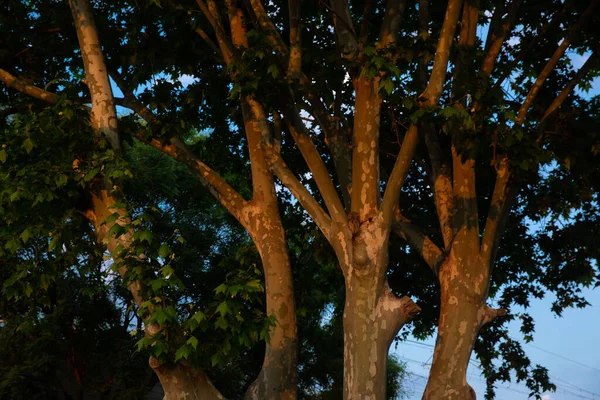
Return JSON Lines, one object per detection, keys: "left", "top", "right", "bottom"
{"left": 1, "top": 0, "right": 599, "bottom": 399}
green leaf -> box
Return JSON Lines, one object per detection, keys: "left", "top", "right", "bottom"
{"left": 136, "top": 229, "right": 153, "bottom": 244}
{"left": 22, "top": 138, "right": 35, "bottom": 154}
{"left": 186, "top": 336, "right": 199, "bottom": 349}
{"left": 0, "top": 149, "right": 7, "bottom": 163}
{"left": 175, "top": 345, "right": 191, "bottom": 361}
{"left": 192, "top": 311, "right": 206, "bottom": 323}
{"left": 267, "top": 64, "right": 279, "bottom": 78}
{"left": 216, "top": 301, "right": 230, "bottom": 317}
{"left": 20, "top": 229, "right": 31, "bottom": 244}
{"left": 363, "top": 46, "right": 376, "bottom": 56}
{"left": 158, "top": 243, "right": 172, "bottom": 258}
{"left": 104, "top": 212, "right": 120, "bottom": 225}
{"left": 48, "top": 236, "right": 60, "bottom": 251}
{"left": 215, "top": 283, "right": 228, "bottom": 294}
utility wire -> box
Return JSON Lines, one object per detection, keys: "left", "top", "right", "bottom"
{"left": 524, "top": 342, "right": 600, "bottom": 373}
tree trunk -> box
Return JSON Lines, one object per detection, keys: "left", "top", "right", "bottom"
{"left": 244, "top": 206, "right": 297, "bottom": 400}
{"left": 338, "top": 219, "right": 420, "bottom": 400}
{"left": 150, "top": 357, "right": 225, "bottom": 400}
{"left": 422, "top": 254, "right": 488, "bottom": 400}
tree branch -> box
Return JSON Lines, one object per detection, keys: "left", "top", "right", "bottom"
{"left": 260, "top": 137, "right": 333, "bottom": 238}
{"left": 494, "top": 0, "right": 573, "bottom": 89}
{"left": 480, "top": 158, "right": 518, "bottom": 268}
{"left": 418, "top": 0, "right": 464, "bottom": 105}
{"left": 393, "top": 209, "right": 444, "bottom": 274}
{"left": 379, "top": 0, "right": 407, "bottom": 47}
{"left": 416, "top": 0, "right": 430, "bottom": 90}
{"left": 196, "top": 0, "right": 236, "bottom": 63}
{"left": 329, "top": 0, "right": 358, "bottom": 55}
{"left": 108, "top": 73, "right": 250, "bottom": 223}
{"left": 247, "top": 0, "right": 288, "bottom": 55}
{"left": 288, "top": 0, "right": 302, "bottom": 79}
{"left": 516, "top": 0, "right": 599, "bottom": 125}
{"left": 481, "top": 0, "right": 521, "bottom": 77}
{"left": 478, "top": 305, "right": 507, "bottom": 327}
{"left": 303, "top": 83, "right": 352, "bottom": 209}
{"left": 0, "top": 68, "right": 59, "bottom": 104}
{"left": 381, "top": 124, "right": 419, "bottom": 228}
{"left": 540, "top": 50, "right": 599, "bottom": 124}
{"left": 422, "top": 124, "right": 453, "bottom": 248}
{"left": 358, "top": 0, "right": 375, "bottom": 43}
{"left": 141, "top": 135, "right": 249, "bottom": 222}
{"left": 382, "top": 0, "right": 463, "bottom": 230}
{"left": 279, "top": 96, "right": 347, "bottom": 221}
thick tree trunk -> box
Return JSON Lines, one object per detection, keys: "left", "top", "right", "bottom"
{"left": 337, "top": 218, "right": 420, "bottom": 400}
{"left": 343, "top": 276, "right": 418, "bottom": 400}
{"left": 422, "top": 255, "right": 488, "bottom": 400}
{"left": 150, "top": 358, "right": 225, "bottom": 400}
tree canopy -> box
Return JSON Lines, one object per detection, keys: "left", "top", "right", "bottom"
{"left": 1, "top": 0, "right": 599, "bottom": 399}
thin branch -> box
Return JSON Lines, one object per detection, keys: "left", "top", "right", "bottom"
{"left": 481, "top": 0, "right": 521, "bottom": 77}
{"left": 302, "top": 81, "right": 352, "bottom": 208}
{"left": 494, "top": 0, "right": 573, "bottom": 89}
{"left": 381, "top": 124, "right": 419, "bottom": 227}
{"left": 418, "top": 0, "right": 464, "bottom": 106}
{"left": 260, "top": 138, "right": 333, "bottom": 238}
{"left": 422, "top": 124, "right": 453, "bottom": 248}
{"left": 195, "top": 27, "right": 224, "bottom": 59}
{"left": 393, "top": 210, "right": 444, "bottom": 274}
{"left": 540, "top": 50, "right": 599, "bottom": 124}
{"left": 416, "top": 0, "right": 430, "bottom": 90}
{"left": 516, "top": 0, "right": 599, "bottom": 125}
{"left": 141, "top": 135, "right": 249, "bottom": 222}
{"left": 0, "top": 68, "right": 59, "bottom": 104}
{"left": 196, "top": 0, "right": 236, "bottom": 63}
{"left": 480, "top": 158, "right": 517, "bottom": 268}
{"left": 279, "top": 95, "right": 347, "bottom": 221}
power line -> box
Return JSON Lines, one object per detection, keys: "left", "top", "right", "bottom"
{"left": 397, "top": 346, "right": 600, "bottom": 400}
{"left": 524, "top": 342, "right": 600, "bottom": 373}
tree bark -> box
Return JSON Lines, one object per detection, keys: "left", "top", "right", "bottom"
{"left": 335, "top": 217, "right": 420, "bottom": 400}
{"left": 244, "top": 206, "right": 297, "bottom": 400}
{"left": 150, "top": 358, "right": 225, "bottom": 400}
{"left": 241, "top": 99, "right": 297, "bottom": 400}
{"left": 343, "top": 276, "right": 419, "bottom": 400}
{"left": 422, "top": 253, "right": 488, "bottom": 400}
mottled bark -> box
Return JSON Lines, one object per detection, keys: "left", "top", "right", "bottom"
{"left": 338, "top": 216, "right": 420, "bottom": 400}
{"left": 344, "top": 279, "right": 419, "bottom": 400}
{"left": 150, "top": 358, "right": 225, "bottom": 400}
{"left": 422, "top": 254, "right": 490, "bottom": 400}
{"left": 242, "top": 101, "right": 297, "bottom": 400}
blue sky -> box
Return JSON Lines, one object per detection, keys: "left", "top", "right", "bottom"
{"left": 397, "top": 287, "right": 600, "bottom": 400}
